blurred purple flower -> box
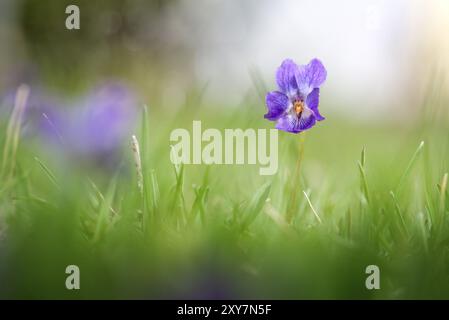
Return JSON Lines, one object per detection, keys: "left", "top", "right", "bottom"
{"left": 32, "top": 83, "right": 138, "bottom": 168}
{"left": 264, "top": 58, "right": 327, "bottom": 133}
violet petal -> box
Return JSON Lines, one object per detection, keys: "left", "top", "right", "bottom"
{"left": 296, "top": 58, "right": 327, "bottom": 96}
{"left": 264, "top": 91, "right": 289, "bottom": 121}
{"left": 275, "top": 108, "right": 316, "bottom": 133}
{"left": 306, "top": 88, "right": 325, "bottom": 121}
{"left": 276, "top": 59, "right": 300, "bottom": 97}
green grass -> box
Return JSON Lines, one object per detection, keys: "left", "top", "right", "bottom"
{"left": 0, "top": 86, "right": 449, "bottom": 299}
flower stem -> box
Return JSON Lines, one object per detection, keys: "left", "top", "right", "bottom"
{"left": 286, "top": 132, "right": 307, "bottom": 224}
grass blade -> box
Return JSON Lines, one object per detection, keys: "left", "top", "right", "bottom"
{"left": 303, "top": 190, "right": 322, "bottom": 224}
{"left": 439, "top": 172, "right": 448, "bottom": 213}
{"left": 1, "top": 84, "right": 29, "bottom": 178}
{"left": 389, "top": 191, "right": 409, "bottom": 238}
{"left": 131, "top": 135, "right": 143, "bottom": 194}
{"left": 93, "top": 177, "right": 117, "bottom": 242}
{"left": 241, "top": 182, "right": 271, "bottom": 231}
{"left": 358, "top": 161, "right": 370, "bottom": 204}
{"left": 395, "top": 141, "right": 425, "bottom": 192}
{"left": 34, "top": 157, "right": 60, "bottom": 190}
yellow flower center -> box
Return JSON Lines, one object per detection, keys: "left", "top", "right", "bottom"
{"left": 294, "top": 100, "right": 304, "bottom": 115}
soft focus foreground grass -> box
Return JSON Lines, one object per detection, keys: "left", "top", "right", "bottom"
{"left": 0, "top": 91, "right": 448, "bottom": 299}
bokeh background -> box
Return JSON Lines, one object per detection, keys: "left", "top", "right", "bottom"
{"left": 0, "top": 0, "right": 449, "bottom": 299}
{"left": 2, "top": 0, "right": 449, "bottom": 118}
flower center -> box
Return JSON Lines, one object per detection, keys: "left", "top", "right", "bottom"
{"left": 293, "top": 100, "right": 304, "bottom": 115}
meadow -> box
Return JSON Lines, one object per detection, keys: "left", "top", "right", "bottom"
{"left": 0, "top": 79, "right": 448, "bottom": 300}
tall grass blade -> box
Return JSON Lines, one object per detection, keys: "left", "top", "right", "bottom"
{"left": 395, "top": 141, "right": 425, "bottom": 192}
{"left": 439, "top": 172, "right": 448, "bottom": 213}
{"left": 358, "top": 161, "right": 370, "bottom": 204}
{"left": 131, "top": 135, "right": 143, "bottom": 194}
{"left": 150, "top": 170, "right": 160, "bottom": 215}
{"left": 93, "top": 177, "right": 117, "bottom": 242}
{"left": 389, "top": 191, "right": 409, "bottom": 238}
{"left": 1, "top": 84, "right": 30, "bottom": 178}
{"left": 34, "top": 157, "right": 60, "bottom": 190}
{"left": 241, "top": 182, "right": 271, "bottom": 231}
{"left": 303, "top": 190, "right": 322, "bottom": 224}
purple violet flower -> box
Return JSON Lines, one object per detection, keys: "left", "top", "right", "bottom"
{"left": 264, "top": 58, "right": 327, "bottom": 133}
{"left": 32, "top": 83, "right": 137, "bottom": 169}
{"left": 1, "top": 82, "right": 138, "bottom": 170}
{"left": 69, "top": 83, "right": 137, "bottom": 156}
